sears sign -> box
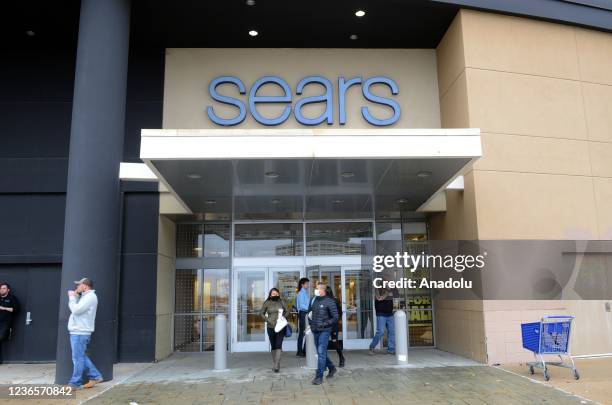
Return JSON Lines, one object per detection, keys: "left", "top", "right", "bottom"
{"left": 206, "top": 75, "right": 400, "bottom": 127}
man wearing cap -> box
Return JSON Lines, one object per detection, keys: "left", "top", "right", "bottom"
{"left": 67, "top": 278, "right": 103, "bottom": 389}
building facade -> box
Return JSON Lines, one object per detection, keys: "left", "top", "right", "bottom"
{"left": 1, "top": 0, "right": 611, "bottom": 383}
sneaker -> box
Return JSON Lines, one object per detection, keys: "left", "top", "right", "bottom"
{"left": 368, "top": 348, "right": 376, "bottom": 355}
{"left": 312, "top": 377, "right": 323, "bottom": 385}
{"left": 82, "top": 379, "right": 103, "bottom": 389}
{"left": 327, "top": 367, "right": 337, "bottom": 378}
{"left": 387, "top": 351, "right": 395, "bottom": 355}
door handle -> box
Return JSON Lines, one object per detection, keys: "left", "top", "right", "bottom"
{"left": 25, "top": 311, "right": 32, "bottom": 325}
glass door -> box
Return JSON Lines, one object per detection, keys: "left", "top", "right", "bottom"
{"left": 233, "top": 268, "right": 267, "bottom": 352}
{"left": 307, "top": 265, "right": 373, "bottom": 349}
{"left": 232, "top": 266, "right": 302, "bottom": 352}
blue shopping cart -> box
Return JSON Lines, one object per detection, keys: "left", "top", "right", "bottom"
{"left": 521, "top": 315, "right": 579, "bottom": 381}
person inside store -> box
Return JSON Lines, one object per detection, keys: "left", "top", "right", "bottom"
{"left": 295, "top": 277, "right": 310, "bottom": 357}
{"left": 325, "top": 286, "right": 345, "bottom": 367}
{"left": 259, "top": 288, "right": 287, "bottom": 373}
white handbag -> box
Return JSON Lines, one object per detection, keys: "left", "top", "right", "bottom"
{"left": 275, "top": 308, "right": 288, "bottom": 332}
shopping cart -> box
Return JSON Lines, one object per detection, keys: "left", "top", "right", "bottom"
{"left": 520, "top": 315, "right": 579, "bottom": 381}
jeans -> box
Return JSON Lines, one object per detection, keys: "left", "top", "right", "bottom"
{"left": 313, "top": 330, "right": 335, "bottom": 378}
{"left": 68, "top": 334, "right": 102, "bottom": 386}
{"left": 297, "top": 311, "right": 307, "bottom": 353}
{"left": 369, "top": 315, "right": 395, "bottom": 352}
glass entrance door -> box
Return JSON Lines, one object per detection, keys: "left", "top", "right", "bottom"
{"left": 232, "top": 266, "right": 302, "bottom": 352}
{"left": 307, "top": 265, "right": 373, "bottom": 349}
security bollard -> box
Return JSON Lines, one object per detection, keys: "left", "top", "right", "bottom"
{"left": 305, "top": 317, "right": 317, "bottom": 369}
{"left": 394, "top": 310, "right": 408, "bottom": 365}
{"left": 214, "top": 314, "right": 227, "bottom": 370}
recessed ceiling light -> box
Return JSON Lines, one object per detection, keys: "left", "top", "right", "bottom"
{"left": 246, "top": 0, "right": 256, "bottom": 5}
{"left": 249, "top": 30, "right": 258, "bottom": 37}
{"left": 187, "top": 173, "right": 202, "bottom": 179}
{"left": 416, "top": 171, "right": 432, "bottom": 178}
{"left": 355, "top": 10, "right": 366, "bottom": 17}
{"left": 349, "top": 34, "right": 358, "bottom": 40}
{"left": 332, "top": 199, "right": 344, "bottom": 204}
{"left": 271, "top": 198, "right": 282, "bottom": 204}
{"left": 205, "top": 199, "right": 216, "bottom": 205}
{"left": 396, "top": 198, "right": 408, "bottom": 204}
{"left": 341, "top": 171, "right": 354, "bottom": 178}
{"left": 265, "top": 171, "right": 279, "bottom": 178}
{"left": 26, "top": 30, "right": 35, "bottom": 36}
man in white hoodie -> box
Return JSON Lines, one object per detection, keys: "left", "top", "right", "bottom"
{"left": 67, "top": 278, "right": 103, "bottom": 389}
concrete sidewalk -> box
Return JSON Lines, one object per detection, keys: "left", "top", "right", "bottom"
{"left": 0, "top": 350, "right": 601, "bottom": 404}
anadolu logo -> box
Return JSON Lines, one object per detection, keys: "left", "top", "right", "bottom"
{"left": 207, "top": 75, "right": 401, "bottom": 127}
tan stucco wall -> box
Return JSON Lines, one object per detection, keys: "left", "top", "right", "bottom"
{"left": 163, "top": 48, "right": 441, "bottom": 129}
{"left": 155, "top": 214, "right": 176, "bottom": 361}
{"left": 435, "top": 9, "right": 612, "bottom": 364}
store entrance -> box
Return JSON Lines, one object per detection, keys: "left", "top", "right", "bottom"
{"left": 306, "top": 265, "right": 374, "bottom": 349}
{"left": 232, "top": 265, "right": 302, "bottom": 352}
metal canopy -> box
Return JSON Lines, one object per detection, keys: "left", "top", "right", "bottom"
{"left": 139, "top": 128, "right": 481, "bottom": 220}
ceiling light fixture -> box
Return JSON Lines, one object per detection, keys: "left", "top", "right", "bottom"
{"left": 355, "top": 10, "right": 366, "bottom": 17}
{"left": 246, "top": 0, "right": 256, "bottom": 5}
{"left": 26, "top": 30, "right": 35, "bottom": 36}
{"left": 249, "top": 30, "right": 258, "bottom": 37}
{"left": 187, "top": 173, "right": 202, "bottom": 179}
{"left": 416, "top": 171, "right": 432, "bottom": 178}
{"left": 332, "top": 199, "right": 344, "bottom": 204}
{"left": 349, "top": 34, "right": 358, "bottom": 40}
{"left": 265, "top": 171, "right": 279, "bottom": 178}
{"left": 396, "top": 198, "right": 408, "bottom": 204}
{"left": 341, "top": 171, "right": 354, "bottom": 178}
{"left": 271, "top": 198, "right": 282, "bottom": 204}
{"left": 205, "top": 200, "right": 216, "bottom": 205}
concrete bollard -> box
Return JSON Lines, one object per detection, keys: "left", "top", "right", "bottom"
{"left": 394, "top": 310, "right": 408, "bottom": 365}
{"left": 214, "top": 314, "right": 227, "bottom": 370}
{"left": 305, "top": 317, "right": 317, "bottom": 369}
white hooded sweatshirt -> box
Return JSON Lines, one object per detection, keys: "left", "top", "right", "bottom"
{"left": 67, "top": 290, "right": 98, "bottom": 335}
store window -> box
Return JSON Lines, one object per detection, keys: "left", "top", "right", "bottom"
{"left": 176, "top": 223, "right": 230, "bottom": 258}
{"left": 174, "top": 268, "right": 229, "bottom": 352}
{"left": 234, "top": 223, "right": 303, "bottom": 257}
{"left": 305, "top": 222, "right": 373, "bottom": 256}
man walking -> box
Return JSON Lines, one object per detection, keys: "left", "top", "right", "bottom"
{"left": 295, "top": 277, "right": 310, "bottom": 357}
{"left": 309, "top": 281, "right": 339, "bottom": 385}
{"left": 67, "top": 278, "right": 103, "bottom": 389}
{"left": 369, "top": 289, "right": 395, "bottom": 355}
{"left": 0, "top": 282, "right": 19, "bottom": 365}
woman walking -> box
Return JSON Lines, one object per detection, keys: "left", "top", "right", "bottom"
{"left": 260, "top": 288, "right": 287, "bottom": 372}
{"left": 326, "top": 286, "right": 345, "bottom": 367}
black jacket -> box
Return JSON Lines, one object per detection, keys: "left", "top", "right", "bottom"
{"left": 0, "top": 293, "right": 19, "bottom": 325}
{"left": 309, "top": 295, "right": 339, "bottom": 332}
{"left": 374, "top": 298, "right": 393, "bottom": 316}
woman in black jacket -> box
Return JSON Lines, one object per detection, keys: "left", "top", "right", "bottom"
{"left": 325, "top": 286, "right": 345, "bottom": 367}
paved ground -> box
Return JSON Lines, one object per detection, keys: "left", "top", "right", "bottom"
{"left": 502, "top": 356, "right": 612, "bottom": 405}
{"left": 0, "top": 350, "right": 603, "bottom": 404}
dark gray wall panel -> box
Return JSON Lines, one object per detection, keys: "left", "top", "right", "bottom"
{"left": 0, "top": 194, "right": 66, "bottom": 257}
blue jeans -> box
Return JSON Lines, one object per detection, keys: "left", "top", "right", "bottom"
{"left": 369, "top": 315, "right": 395, "bottom": 352}
{"left": 68, "top": 334, "right": 102, "bottom": 386}
{"left": 313, "top": 330, "right": 335, "bottom": 378}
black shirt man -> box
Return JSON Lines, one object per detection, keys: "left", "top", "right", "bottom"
{"left": 0, "top": 282, "right": 20, "bottom": 365}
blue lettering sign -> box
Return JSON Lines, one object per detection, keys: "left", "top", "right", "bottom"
{"left": 206, "top": 75, "right": 401, "bottom": 126}
{"left": 294, "top": 76, "right": 333, "bottom": 126}
{"left": 207, "top": 76, "right": 247, "bottom": 126}
{"left": 361, "top": 77, "right": 401, "bottom": 126}
{"left": 249, "top": 76, "right": 292, "bottom": 126}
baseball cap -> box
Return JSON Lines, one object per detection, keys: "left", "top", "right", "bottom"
{"left": 74, "top": 277, "right": 93, "bottom": 288}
